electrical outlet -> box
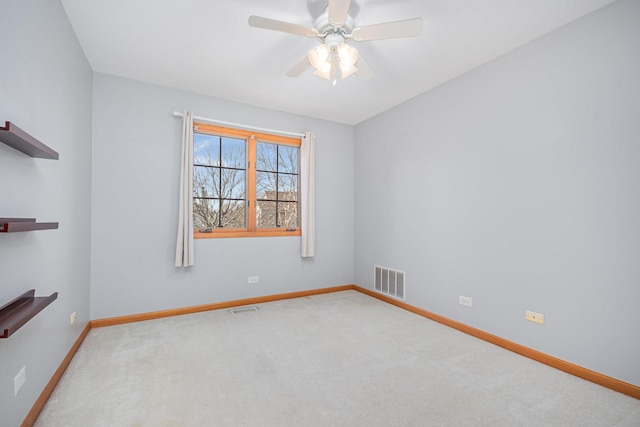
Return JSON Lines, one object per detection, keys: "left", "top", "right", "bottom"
{"left": 459, "top": 296, "right": 473, "bottom": 307}
{"left": 248, "top": 276, "right": 259, "bottom": 284}
{"left": 14, "top": 366, "right": 26, "bottom": 396}
{"left": 70, "top": 311, "right": 77, "bottom": 325}
{"left": 526, "top": 310, "right": 544, "bottom": 325}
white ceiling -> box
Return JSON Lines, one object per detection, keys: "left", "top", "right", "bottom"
{"left": 61, "top": 0, "right": 615, "bottom": 125}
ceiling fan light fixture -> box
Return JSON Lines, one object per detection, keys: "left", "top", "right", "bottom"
{"left": 340, "top": 63, "right": 358, "bottom": 79}
{"left": 309, "top": 42, "right": 359, "bottom": 84}
{"left": 313, "top": 68, "right": 331, "bottom": 80}
{"left": 309, "top": 45, "right": 330, "bottom": 70}
{"left": 337, "top": 43, "right": 358, "bottom": 79}
{"left": 337, "top": 43, "right": 358, "bottom": 68}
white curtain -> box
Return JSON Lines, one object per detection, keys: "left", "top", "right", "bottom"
{"left": 175, "top": 110, "right": 194, "bottom": 267}
{"left": 300, "top": 132, "right": 315, "bottom": 257}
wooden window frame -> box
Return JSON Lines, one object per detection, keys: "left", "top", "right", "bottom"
{"left": 193, "top": 123, "right": 302, "bottom": 239}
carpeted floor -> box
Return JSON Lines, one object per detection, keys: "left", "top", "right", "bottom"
{"left": 35, "top": 290, "right": 640, "bottom": 426}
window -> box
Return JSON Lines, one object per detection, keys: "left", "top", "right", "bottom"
{"left": 193, "top": 124, "right": 301, "bottom": 238}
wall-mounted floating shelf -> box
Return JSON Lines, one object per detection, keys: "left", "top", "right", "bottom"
{"left": 0, "top": 218, "right": 58, "bottom": 233}
{"left": 0, "top": 289, "right": 58, "bottom": 338}
{"left": 0, "top": 121, "right": 59, "bottom": 159}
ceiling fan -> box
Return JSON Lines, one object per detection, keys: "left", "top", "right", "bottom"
{"left": 248, "top": 0, "right": 423, "bottom": 85}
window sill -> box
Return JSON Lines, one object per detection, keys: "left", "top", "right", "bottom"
{"left": 194, "top": 228, "right": 301, "bottom": 239}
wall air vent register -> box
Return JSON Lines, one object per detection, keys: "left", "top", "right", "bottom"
{"left": 374, "top": 265, "right": 405, "bottom": 300}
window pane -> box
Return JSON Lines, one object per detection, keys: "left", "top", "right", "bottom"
{"left": 194, "top": 166, "right": 220, "bottom": 198}
{"left": 193, "top": 199, "right": 217, "bottom": 230}
{"left": 256, "top": 201, "right": 276, "bottom": 228}
{"left": 256, "top": 171, "right": 277, "bottom": 200}
{"left": 256, "top": 142, "right": 277, "bottom": 172}
{"left": 278, "top": 174, "right": 298, "bottom": 201}
{"left": 193, "top": 125, "right": 300, "bottom": 236}
{"left": 221, "top": 137, "right": 246, "bottom": 169}
{"left": 194, "top": 199, "right": 246, "bottom": 229}
{"left": 278, "top": 145, "right": 298, "bottom": 174}
{"left": 194, "top": 134, "right": 220, "bottom": 166}
{"left": 220, "top": 169, "right": 245, "bottom": 200}
{"left": 220, "top": 200, "right": 246, "bottom": 228}
{"left": 279, "top": 202, "right": 298, "bottom": 229}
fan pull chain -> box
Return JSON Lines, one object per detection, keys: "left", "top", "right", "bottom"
{"left": 330, "top": 48, "right": 338, "bottom": 86}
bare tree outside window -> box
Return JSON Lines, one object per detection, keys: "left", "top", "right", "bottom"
{"left": 193, "top": 134, "right": 246, "bottom": 229}
{"left": 256, "top": 142, "right": 299, "bottom": 229}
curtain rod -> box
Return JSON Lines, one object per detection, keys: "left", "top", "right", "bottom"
{"left": 172, "top": 111, "right": 305, "bottom": 138}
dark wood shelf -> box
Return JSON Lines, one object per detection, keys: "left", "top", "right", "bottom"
{"left": 0, "top": 121, "right": 58, "bottom": 159}
{"left": 0, "top": 290, "right": 58, "bottom": 338}
{"left": 0, "top": 218, "right": 58, "bottom": 233}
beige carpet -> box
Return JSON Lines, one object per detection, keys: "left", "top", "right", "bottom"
{"left": 35, "top": 290, "right": 640, "bottom": 426}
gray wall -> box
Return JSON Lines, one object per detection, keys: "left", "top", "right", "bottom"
{"left": 354, "top": 0, "right": 640, "bottom": 387}
{"left": 90, "top": 74, "right": 354, "bottom": 319}
{"left": 0, "top": 0, "right": 92, "bottom": 425}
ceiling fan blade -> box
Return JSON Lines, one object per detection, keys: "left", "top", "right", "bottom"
{"left": 286, "top": 55, "right": 311, "bottom": 77}
{"left": 355, "top": 56, "right": 374, "bottom": 80}
{"left": 328, "top": 0, "right": 351, "bottom": 27}
{"left": 248, "top": 15, "right": 318, "bottom": 38}
{"left": 352, "top": 18, "right": 423, "bottom": 41}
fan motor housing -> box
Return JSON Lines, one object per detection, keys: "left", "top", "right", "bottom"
{"left": 315, "top": 11, "right": 355, "bottom": 36}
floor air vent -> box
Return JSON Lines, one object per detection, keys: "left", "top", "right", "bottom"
{"left": 229, "top": 306, "right": 259, "bottom": 314}
{"left": 374, "top": 265, "right": 405, "bottom": 300}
